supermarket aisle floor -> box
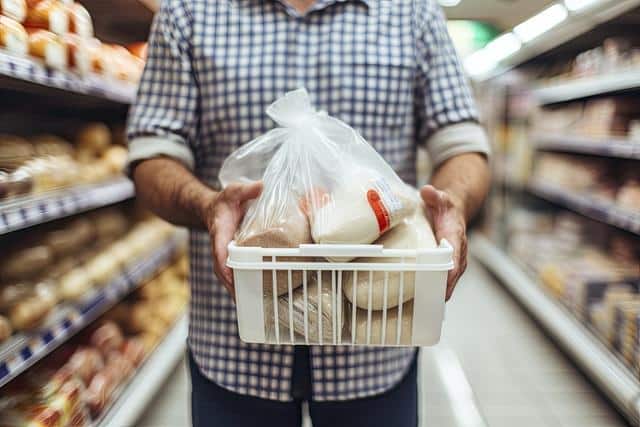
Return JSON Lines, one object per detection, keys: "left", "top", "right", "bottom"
{"left": 137, "top": 260, "right": 630, "bottom": 427}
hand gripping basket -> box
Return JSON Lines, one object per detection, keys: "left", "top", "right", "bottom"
{"left": 228, "top": 240, "right": 453, "bottom": 347}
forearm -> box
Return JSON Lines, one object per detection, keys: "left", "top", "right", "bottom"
{"left": 430, "top": 153, "right": 491, "bottom": 221}
{"left": 132, "top": 157, "right": 217, "bottom": 229}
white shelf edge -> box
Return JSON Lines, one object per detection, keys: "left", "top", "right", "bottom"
{"left": 470, "top": 234, "right": 640, "bottom": 425}
{"left": 96, "top": 314, "right": 188, "bottom": 427}
{"left": 534, "top": 133, "right": 640, "bottom": 159}
{"left": 532, "top": 68, "right": 640, "bottom": 105}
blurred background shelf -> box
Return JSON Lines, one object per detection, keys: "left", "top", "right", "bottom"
{"left": 527, "top": 180, "right": 640, "bottom": 235}
{"left": 532, "top": 68, "right": 640, "bottom": 105}
{"left": 470, "top": 234, "right": 640, "bottom": 426}
{"left": 0, "top": 177, "right": 134, "bottom": 235}
{"left": 96, "top": 314, "right": 187, "bottom": 427}
{"left": 0, "top": 234, "right": 182, "bottom": 389}
{"left": 534, "top": 134, "right": 640, "bottom": 159}
{"left": 0, "top": 51, "right": 136, "bottom": 105}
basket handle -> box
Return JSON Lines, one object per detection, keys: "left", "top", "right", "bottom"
{"left": 298, "top": 244, "right": 384, "bottom": 257}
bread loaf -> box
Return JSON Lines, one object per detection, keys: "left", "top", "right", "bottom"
{"left": 348, "top": 301, "right": 413, "bottom": 345}
{"left": 25, "top": 0, "right": 68, "bottom": 34}
{"left": 0, "top": 15, "right": 27, "bottom": 55}
{"left": 343, "top": 206, "right": 437, "bottom": 309}
{"left": 0, "top": 244, "right": 52, "bottom": 282}
{"left": 26, "top": 28, "right": 67, "bottom": 70}
{"left": 0, "top": 315, "right": 12, "bottom": 342}
{"left": 76, "top": 122, "right": 111, "bottom": 161}
{"left": 1, "top": 0, "right": 27, "bottom": 22}
{"left": 66, "top": 2, "right": 91, "bottom": 37}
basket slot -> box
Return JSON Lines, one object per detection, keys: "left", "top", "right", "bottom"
{"left": 337, "top": 270, "right": 342, "bottom": 345}
{"left": 288, "top": 269, "right": 294, "bottom": 344}
{"left": 381, "top": 271, "right": 389, "bottom": 345}
{"left": 366, "top": 270, "right": 373, "bottom": 346}
{"left": 303, "top": 271, "right": 309, "bottom": 345}
{"left": 351, "top": 271, "right": 357, "bottom": 345}
{"left": 396, "top": 268, "right": 405, "bottom": 346}
{"left": 331, "top": 270, "right": 337, "bottom": 345}
{"left": 272, "top": 257, "right": 280, "bottom": 345}
{"left": 317, "top": 270, "right": 322, "bottom": 345}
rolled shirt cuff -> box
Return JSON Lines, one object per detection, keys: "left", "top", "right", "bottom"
{"left": 425, "top": 122, "right": 491, "bottom": 168}
{"left": 126, "top": 136, "right": 195, "bottom": 174}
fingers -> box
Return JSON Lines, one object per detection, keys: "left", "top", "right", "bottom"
{"left": 420, "top": 185, "right": 446, "bottom": 209}
{"left": 445, "top": 234, "right": 468, "bottom": 301}
{"left": 226, "top": 181, "right": 263, "bottom": 203}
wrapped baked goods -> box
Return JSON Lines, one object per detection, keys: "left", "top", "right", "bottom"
{"left": 342, "top": 206, "right": 437, "bottom": 309}
{"left": 0, "top": 15, "right": 27, "bottom": 55}
{"left": 121, "top": 338, "right": 145, "bottom": 367}
{"left": 60, "top": 32, "right": 90, "bottom": 74}
{"left": 84, "top": 252, "right": 120, "bottom": 286}
{"left": 75, "top": 122, "right": 111, "bottom": 162}
{"left": 90, "top": 321, "right": 124, "bottom": 355}
{"left": 66, "top": 2, "right": 91, "bottom": 37}
{"left": 347, "top": 301, "right": 414, "bottom": 345}
{"left": 8, "top": 281, "right": 57, "bottom": 330}
{"left": 44, "top": 217, "right": 94, "bottom": 258}
{"left": 0, "top": 314, "right": 12, "bottom": 342}
{"left": 220, "top": 88, "right": 418, "bottom": 258}
{"left": 65, "top": 347, "right": 104, "bottom": 385}
{"left": 26, "top": 27, "right": 66, "bottom": 69}
{"left": 1, "top": 0, "right": 26, "bottom": 22}
{"left": 0, "top": 134, "right": 33, "bottom": 170}
{"left": 265, "top": 272, "right": 344, "bottom": 343}
{"left": 31, "top": 134, "right": 73, "bottom": 156}
{"left": 25, "top": 0, "right": 68, "bottom": 34}
{"left": 101, "top": 145, "right": 127, "bottom": 174}
{"left": 58, "top": 266, "right": 92, "bottom": 300}
{"left": 88, "top": 208, "right": 129, "bottom": 243}
{"left": 0, "top": 244, "right": 52, "bottom": 282}
{"left": 127, "top": 42, "right": 147, "bottom": 60}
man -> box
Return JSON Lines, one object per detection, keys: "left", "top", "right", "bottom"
{"left": 127, "top": 0, "right": 491, "bottom": 425}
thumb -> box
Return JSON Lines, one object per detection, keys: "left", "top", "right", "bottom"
{"left": 420, "top": 185, "right": 445, "bottom": 209}
{"left": 229, "top": 181, "right": 263, "bottom": 203}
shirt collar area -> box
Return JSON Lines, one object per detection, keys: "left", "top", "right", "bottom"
{"left": 272, "top": 0, "right": 372, "bottom": 17}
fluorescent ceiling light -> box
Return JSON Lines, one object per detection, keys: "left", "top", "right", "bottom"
{"left": 514, "top": 4, "right": 568, "bottom": 43}
{"left": 439, "top": 0, "right": 462, "bottom": 6}
{"left": 464, "top": 32, "right": 521, "bottom": 78}
{"left": 564, "top": 0, "right": 601, "bottom": 11}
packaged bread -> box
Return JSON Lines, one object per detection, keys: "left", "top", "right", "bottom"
{"left": 65, "top": 2, "right": 90, "bottom": 37}
{"left": 8, "top": 281, "right": 57, "bottom": 330}
{"left": 237, "top": 201, "right": 311, "bottom": 296}
{"left": 65, "top": 347, "right": 104, "bottom": 385}
{"left": 0, "top": 314, "right": 12, "bottom": 342}
{"left": 90, "top": 321, "right": 124, "bottom": 355}
{"left": 1, "top": 0, "right": 26, "bottom": 22}
{"left": 0, "top": 134, "right": 33, "bottom": 170}
{"left": 121, "top": 338, "right": 145, "bottom": 367}
{"left": 88, "top": 208, "right": 128, "bottom": 243}
{"left": 348, "top": 301, "right": 414, "bottom": 345}
{"left": 75, "top": 122, "right": 111, "bottom": 161}
{"left": 127, "top": 42, "right": 147, "bottom": 60}
{"left": 25, "top": 0, "right": 68, "bottom": 34}
{"left": 6, "top": 168, "right": 33, "bottom": 196}
{"left": 0, "top": 15, "right": 27, "bottom": 55}
{"left": 58, "top": 266, "right": 92, "bottom": 300}
{"left": 44, "top": 217, "right": 94, "bottom": 257}
{"left": 85, "top": 367, "right": 119, "bottom": 417}
{"left": 26, "top": 27, "right": 66, "bottom": 70}
{"left": 101, "top": 145, "right": 127, "bottom": 174}
{"left": 0, "top": 244, "right": 52, "bottom": 282}
{"left": 265, "top": 272, "right": 344, "bottom": 343}
{"left": 84, "top": 252, "right": 120, "bottom": 286}
{"left": 58, "top": 32, "right": 90, "bottom": 74}
{"left": 31, "top": 134, "right": 73, "bottom": 156}
{"left": 343, "top": 206, "right": 437, "bottom": 309}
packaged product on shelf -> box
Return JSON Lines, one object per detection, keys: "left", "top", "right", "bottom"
{"left": 0, "top": 0, "right": 27, "bottom": 22}
{"left": 0, "top": 314, "right": 12, "bottom": 342}
{"left": 219, "top": 88, "right": 418, "bottom": 254}
{"left": 60, "top": 32, "right": 90, "bottom": 74}
{"left": 65, "top": 347, "right": 104, "bottom": 385}
{"left": 57, "top": 265, "right": 92, "bottom": 300}
{"left": 65, "top": 1, "right": 90, "bottom": 38}
{"left": 101, "top": 145, "right": 127, "bottom": 175}
{"left": 348, "top": 300, "right": 413, "bottom": 345}
{"left": 7, "top": 280, "right": 57, "bottom": 330}
{"left": 26, "top": 27, "right": 66, "bottom": 69}
{"left": 127, "top": 41, "right": 147, "bottom": 60}
{"left": 265, "top": 272, "right": 344, "bottom": 343}
{"left": 31, "top": 134, "right": 73, "bottom": 156}
{"left": 44, "top": 217, "right": 95, "bottom": 258}
{"left": 0, "top": 244, "right": 53, "bottom": 282}
{"left": 0, "top": 14, "right": 27, "bottom": 55}
{"left": 342, "top": 206, "right": 437, "bottom": 310}
{"left": 24, "top": 0, "right": 68, "bottom": 35}
{"left": 0, "top": 134, "right": 33, "bottom": 170}
{"left": 75, "top": 122, "right": 111, "bottom": 161}
{"left": 87, "top": 208, "right": 129, "bottom": 244}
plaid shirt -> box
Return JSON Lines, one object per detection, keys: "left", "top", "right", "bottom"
{"left": 127, "top": 0, "right": 487, "bottom": 402}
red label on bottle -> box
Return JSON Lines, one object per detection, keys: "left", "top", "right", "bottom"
{"left": 367, "top": 189, "right": 390, "bottom": 233}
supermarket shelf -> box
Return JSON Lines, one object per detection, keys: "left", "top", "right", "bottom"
{"left": 0, "top": 177, "right": 134, "bottom": 235}
{"left": 527, "top": 180, "right": 640, "bottom": 235}
{"left": 0, "top": 235, "right": 182, "bottom": 389}
{"left": 0, "top": 50, "right": 136, "bottom": 104}
{"left": 534, "top": 134, "right": 640, "bottom": 159}
{"left": 532, "top": 68, "right": 640, "bottom": 105}
{"left": 97, "top": 314, "right": 187, "bottom": 427}
{"left": 470, "top": 234, "right": 640, "bottom": 425}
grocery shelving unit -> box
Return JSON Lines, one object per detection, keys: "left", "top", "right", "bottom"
{"left": 534, "top": 133, "right": 640, "bottom": 159}
{"left": 527, "top": 180, "right": 640, "bottom": 235}
{"left": 0, "top": 177, "right": 134, "bottom": 235}
{"left": 96, "top": 314, "right": 187, "bottom": 427}
{"left": 470, "top": 234, "right": 640, "bottom": 425}
{"left": 0, "top": 233, "right": 182, "bottom": 388}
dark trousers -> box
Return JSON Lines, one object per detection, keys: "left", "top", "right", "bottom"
{"left": 189, "top": 347, "right": 418, "bottom": 427}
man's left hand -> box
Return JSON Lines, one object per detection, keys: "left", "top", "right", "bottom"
{"left": 420, "top": 185, "right": 467, "bottom": 301}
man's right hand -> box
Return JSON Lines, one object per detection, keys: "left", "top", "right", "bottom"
{"left": 199, "top": 182, "right": 262, "bottom": 297}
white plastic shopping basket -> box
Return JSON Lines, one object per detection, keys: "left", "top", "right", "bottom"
{"left": 227, "top": 240, "right": 454, "bottom": 347}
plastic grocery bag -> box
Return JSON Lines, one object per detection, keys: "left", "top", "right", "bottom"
{"left": 219, "top": 88, "right": 419, "bottom": 256}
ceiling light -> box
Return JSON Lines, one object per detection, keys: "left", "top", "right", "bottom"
{"left": 514, "top": 4, "right": 569, "bottom": 43}
{"left": 564, "top": 0, "right": 601, "bottom": 11}
{"left": 438, "top": 0, "right": 462, "bottom": 7}
{"left": 464, "top": 33, "right": 521, "bottom": 78}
